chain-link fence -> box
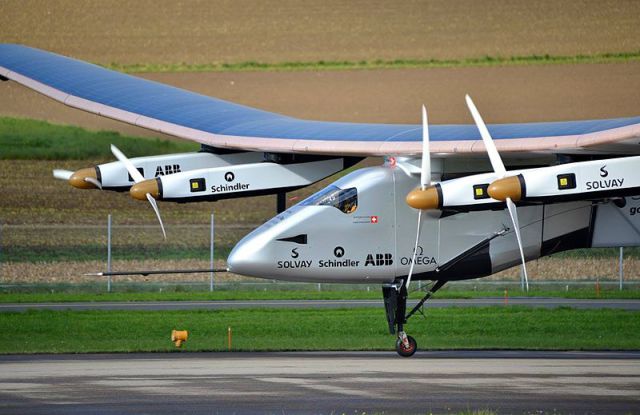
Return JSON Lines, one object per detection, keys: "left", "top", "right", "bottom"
{"left": 1, "top": 215, "right": 638, "bottom": 293}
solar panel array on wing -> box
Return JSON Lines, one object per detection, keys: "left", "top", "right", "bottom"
{"left": 1, "top": 44, "right": 639, "bottom": 144}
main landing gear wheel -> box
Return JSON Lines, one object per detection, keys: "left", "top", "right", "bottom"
{"left": 382, "top": 279, "right": 447, "bottom": 357}
{"left": 396, "top": 334, "right": 417, "bottom": 357}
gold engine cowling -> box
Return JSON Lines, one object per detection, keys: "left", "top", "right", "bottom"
{"left": 487, "top": 175, "right": 525, "bottom": 202}
{"left": 130, "top": 178, "right": 161, "bottom": 200}
{"left": 406, "top": 185, "right": 441, "bottom": 210}
{"left": 69, "top": 167, "right": 99, "bottom": 189}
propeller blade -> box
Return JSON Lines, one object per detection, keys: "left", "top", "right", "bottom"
{"left": 466, "top": 95, "right": 529, "bottom": 290}
{"left": 110, "top": 144, "right": 144, "bottom": 183}
{"left": 111, "top": 144, "right": 166, "bottom": 239}
{"left": 420, "top": 105, "right": 431, "bottom": 188}
{"left": 52, "top": 169, "right": 73, "bottom": 181}
{"left": 465, "top": 94, "right": 506, "bottom": 177}
{"left": 405, "top": 210, "right": 423, "bottom": 290}
{"left": 506, "top": 198, "right": 529, "bottom": 291}
{"left": 146, "top": 192, "right": 167, "bottom": 240}
{"left": 406, "top": 105, "right": 432, "bottom": 288}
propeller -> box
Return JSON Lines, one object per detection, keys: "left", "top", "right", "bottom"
{"left": 465, "top": 95, "right": 529, "bottom": 291}
{"left": 405, "top": 105, "right": 431, "bottom": 290}
{"left": 54, "top": 168, "right": 102, "bottom": 189}
{"left": 110, "top": 144, "right": 167, "bottom": 240}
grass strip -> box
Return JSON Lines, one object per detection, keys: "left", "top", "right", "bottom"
{"left": 107, "top": 51, "right": 640, "bottom": 73}
{"left": 0, "top": 117, "right": 199, "bottom": 160}
{"left": 0, "top": 307, "right": 637, "bottom": 354}
{"left": 1, "top": 287, "right": 640, "bottom": 303}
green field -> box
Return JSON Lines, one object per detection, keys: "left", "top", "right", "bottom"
{"left": 0, "top": 117, "right": 198, "bottom": 160}
{"left": 1, "top": 285, "right": 640, "bottom": 303}
{"left": 1, "top": 307, "right": 638, "bottom": 354}
{"left": 108, "top": 51, "right": 640, "bottom": 73}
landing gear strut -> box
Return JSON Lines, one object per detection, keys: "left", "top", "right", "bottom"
{"left": 382, "top": 279, "right": 446, "bottom": 357}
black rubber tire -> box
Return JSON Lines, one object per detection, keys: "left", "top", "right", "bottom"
{"left": 395, "top": 335, "right": 417, "bottom": 357}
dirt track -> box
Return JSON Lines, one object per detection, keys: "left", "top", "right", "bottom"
{"left": 1, "top": 0, "right": 638, "bottom": 64}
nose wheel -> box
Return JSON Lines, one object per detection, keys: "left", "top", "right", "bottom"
{"left": 396, "top": 332, "right": 417, "bottom": 357}
{"left": 383, "top": 279, "right": 446, "bottom": 357}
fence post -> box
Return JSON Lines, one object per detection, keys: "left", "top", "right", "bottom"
{"left": 107, "top": 214, "right": 112, "bottom": 293}
{"left": 210, "top": 213, "right": 215, "bottom": 292}
{"left": 619, "top": 246, "right": 624, "bottom": 291}
{"left": 0, "top": 220, "right": 3, "bottom": 282}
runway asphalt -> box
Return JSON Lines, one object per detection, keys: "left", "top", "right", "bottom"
{"left": 1, "top": 298, "right": 639, "bottom": 312}
{"left": 0, "top": 351, "right": 638, "bottom": 414}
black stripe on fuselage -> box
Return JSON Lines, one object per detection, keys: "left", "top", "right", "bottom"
{"left": 540, "top": 227, "right": 591, "bottom": 257}
{"left": 401, "top": 245, "right": 493, "bottom": 282}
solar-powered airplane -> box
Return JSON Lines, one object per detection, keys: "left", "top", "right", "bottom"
{"left": 2, "top": 44, "right": 640, "bottom": 356}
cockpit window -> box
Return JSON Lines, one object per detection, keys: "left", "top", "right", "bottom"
{"left": 300, "top": 185, "right": 358, "bottom": 214}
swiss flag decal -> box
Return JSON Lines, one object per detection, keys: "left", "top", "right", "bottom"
{"left": 370, "top": 216, "right": 378, "bottom": 224}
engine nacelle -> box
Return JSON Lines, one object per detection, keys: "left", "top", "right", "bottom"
{"left": 96, "top": 151, "right": 263, "bottom": 190}
{"left": 61, "top": 150, "right": 263, "bottom": 190}
{"left": 131, "top": 157, "right": 352, "bottom": 202}
{"left": 406, "top": 155, "right": 640, "bottom": 211}
{"left": 490, "top": 155, "right": 640, "bottom": 203}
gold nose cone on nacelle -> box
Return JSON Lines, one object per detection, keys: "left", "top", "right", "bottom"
{"left": 488, "top": 175, "right": 524, "bottom": 202}
{"left": 406, "top": 186, "right": 440, "bottom": 210}
{"left": 130, "top": 178, "right": 160, "bottom": 200}
{"left": 69, "top": 168, "right": 99, "bottom": 189}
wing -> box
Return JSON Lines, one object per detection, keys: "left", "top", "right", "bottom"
{"left": 1, "top": 44, "right": 639, "bottom": 157}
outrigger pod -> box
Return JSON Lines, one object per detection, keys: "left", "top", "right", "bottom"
{"left": 413, "top": 154, "right": 640, "bottom": 212}
{"left": 140, "top": 156, "right": 356, "bottom": 203}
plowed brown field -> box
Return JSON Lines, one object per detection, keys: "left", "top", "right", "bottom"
{"left": 1, "top": 0, "right": 638, "bottom": 65}
{"left": 1, "top": 1, "right": 639, "bottom": 283}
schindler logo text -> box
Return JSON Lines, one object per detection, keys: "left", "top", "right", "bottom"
{"left": 212, "top": 182, "right": 250, "bottom": 193}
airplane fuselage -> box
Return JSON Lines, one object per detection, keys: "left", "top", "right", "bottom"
{"left": 228, "top": 158, "right": 640, "bottom": 283}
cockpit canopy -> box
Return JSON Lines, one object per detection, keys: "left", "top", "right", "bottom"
{"left": 300, "top": 185, "right": 358, "bottom": 214}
